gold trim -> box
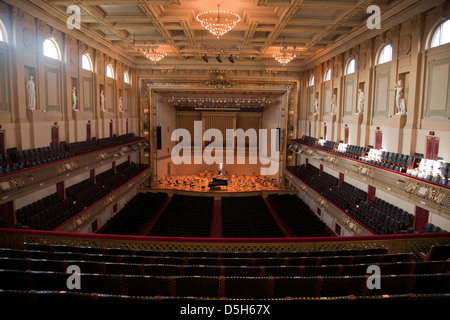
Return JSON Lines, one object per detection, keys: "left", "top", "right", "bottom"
{"left": 1, "top": 229, "right": 449, "bottom": 261}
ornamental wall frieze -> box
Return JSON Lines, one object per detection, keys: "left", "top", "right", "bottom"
{"left": 405, "top": 179, "right": 450, "bottom": 208}
{"left": 343, "top": 217, "right": 361, "bottom": 235}
{"left": 0, "top": 175, "right": 26, "bottom": 193}
{"left": 57, "top": 160, "right": 79, "bottom": 174}
{"left": 142, "top": 77, "right": 298, "bottom": 93}
{"left": 355, "top": 164, "right": 374, "bottom": 179}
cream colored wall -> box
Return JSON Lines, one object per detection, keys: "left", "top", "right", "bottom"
{"left": 299, "top": 4, "right": 450, "bottom": 161}
{"left": 0, "top": 2, "right": 138, "bottom": 152}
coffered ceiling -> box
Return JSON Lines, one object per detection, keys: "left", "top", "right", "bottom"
{"left": 40, "top": 0, "right": 395, "bottom": 70}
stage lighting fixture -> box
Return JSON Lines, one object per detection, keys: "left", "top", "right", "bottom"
{"left": 216, "top": 54, "right": 222, "bottom": 63}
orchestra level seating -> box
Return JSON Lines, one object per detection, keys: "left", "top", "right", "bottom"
{"left": 0, "top": 243, "right": 448, "bottom": 301}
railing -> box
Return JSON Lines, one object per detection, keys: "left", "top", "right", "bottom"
{"left": 0, "top": 228, "right": 449, "bottom": 261}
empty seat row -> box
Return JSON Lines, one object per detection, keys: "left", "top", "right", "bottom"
{"left": 0, "top": 269, "right": 448, "bottom": 299}
{"left": 2, "top": 256, "right": 448, "bottom": 278}
{"left": 23, "top": 243, "right": 389, "bottom": 258}
{"left": 268, "top": 194, "right": 331, "bottom": 237}
{"left": 0, "top": 133, "right": 141, "bottom": 176}
{"left": 221, "top": 196, "right": 284, "bottom": 238}
{"left": 148, "top": 195, "right": 214, "bottom": 238}
{"left": 100, "top": 192, "right": 168, "bottom": 236}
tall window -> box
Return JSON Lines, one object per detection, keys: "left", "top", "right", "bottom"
{"left": 43, "top": 39, "right": 61, "bottom": 60}
{"left": 0, "top": 19, "right": 8, "bottom": 112}
{"left": 106, "top": 64, "right": 114, "bottom": 78}
{"left": 430, "top": 19, "right": 450, "bottom": 48}
{"left": 82, "top": 54, "right": 93, "bottom": 71}
{"left": 124, "top": 71, "right": 130, "bottom": 84}
{"left": 309, "top": 75, "right": 314, "bottom": 86}
{"left": 82, "top": 54, "right": 93, "bottom": 112}
{"left": 378, "top": 44, "right": 393, "bottom": 64}
{"left": 346, "top": 59, "right": 355, "bottom": 75}
{"left": 324, "top": 68, "right": 331, "bottom": 81}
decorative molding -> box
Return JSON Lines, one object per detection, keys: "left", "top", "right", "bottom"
{"left": 405, "top": 179, "right": 450, "bottom": 207}
{"left": 355, "top": 163, "right": 375, "bottom": 179}
{"left": 399, "top": 34, "right": 412, "bottom": 56}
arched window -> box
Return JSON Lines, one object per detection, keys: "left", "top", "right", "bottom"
{"left": 43, "top": 38, "right": 61, "bottom": 60}
{"left": 0, "top": 20, "right": 6, "bottom": 43}
{"left": 430, "top": 19, "right": 450, "bottom": 48}
{"left": 378, "top": 44, "right": 393, "bottom": 64}
{"left": 345, "top": 59, "right": 355, "bottom": 75}
{"left": 309, "top": 75, "right": 315, "bottom": 86}
{"left": 324, "top": 68, "right": 331, "bottom": 81}
{"left": 82, "top": 54, "right": 93, "bottom": 71}
{"left": 106, "top": 64, "right": 114, "bottom": 78}
{"left": 124, "top": 71, "right": 130, "bottom": 84}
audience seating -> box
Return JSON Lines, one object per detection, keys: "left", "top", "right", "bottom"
{"left": 290, "top": 137, "right": 449, "bottom": 187}
{"left": 287, "top": 164, "right": 415, "bottom": 235}
{"left": 147, "top": 195, "right": 214, "bottom": 237}
{"left": 0, "top": 243, "right": 448, "bottom": 300}
{"left": 268, "top": 194, "right": 331, "bottom": 237}
{"left": 221, "top": 196, "right": 284, "bottom": 238}
{"left": 0, "top": 133, "right": 142, "bottom": 176}
{"left": 14, "top": 193, "right": 84, "bottom": 231}
{"left": 100, "top": 192, "right": 168, "bottom": 235}
{"left": 13, "top": 162, "right": 149, "bottom": 231}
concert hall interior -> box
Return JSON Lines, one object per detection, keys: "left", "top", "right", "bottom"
{"left": 0, "top": 0, "right": 449, "bottom": 304}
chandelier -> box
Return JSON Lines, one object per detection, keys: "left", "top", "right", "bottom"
{"left": 273, "top": 51, "right": 296, "bottom": 66}
{"left": 273, "top": 37, "right": 296, "bottom": 66}
{"left": 196, "top": 4, "right": 241, "bottom": 39}
{"left": 142, "top": 48, "right": 167, "bottom": 63}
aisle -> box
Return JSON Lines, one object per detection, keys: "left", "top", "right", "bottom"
{"left": 210, "top": 200, "right": 222, "bottom": 238}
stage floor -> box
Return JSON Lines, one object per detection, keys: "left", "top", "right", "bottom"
{"left": 149, "top": 173, "right": 293, "bottom": 197}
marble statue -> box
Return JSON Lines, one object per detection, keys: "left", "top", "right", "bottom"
{"left": 100, "top": 90, "right": 105, "bottom": 111}
{"left": 393, "top": 80, "right": 406, "bottom": 115}
{"left": 357, "top": 88, "right": 364, "bottom": 114}
{"left": 331, "top": 94, "right": 337, "bottom": 115}
{"left": 119, "top": 96, "right": 123, "bottom": 112}
{"left": 72, "top": 86, "right": 79, "bottom": 111}
{"left": 26, "top": 76, "right": 36, "bottom": 110}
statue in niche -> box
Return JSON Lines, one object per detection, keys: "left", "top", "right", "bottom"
{"left": 26, "top": 75, "right": 36, "bottom": 110}
{"left": 313, "top": 98, "right": 319, "bottom": 115}
{"left": 100, "top": 90, "right": 105, "bottom": 111}
{"left": 331, "top": 94, "right": 337, "bottom": 115}
{"left": 357, "top": 89, "right": 364, "bottom": 114}
{"left": 72, "top": 87, "right": 79, "bottom": 111}
{"left": 119, "top": 96, "right": 123, "bottom": 112}
{"left": 392, "top": 79, "right": 406, "bottom": 115}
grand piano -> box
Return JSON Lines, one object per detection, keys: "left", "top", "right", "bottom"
{"left": 208, "top": 177, "right": 228, "bottom": 189}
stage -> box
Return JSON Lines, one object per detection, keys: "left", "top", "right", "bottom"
{"left": 149, "top": 172, "right": 295, "bottom": 199}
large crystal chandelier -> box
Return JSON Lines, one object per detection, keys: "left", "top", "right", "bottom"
{"left": 273, "top": 37, "right": 296, "bottom": 66}
{"left": 273, "top": 51, "right": 296, "bottom": 66}
{"left": 142, "top": 48, "right": 167, "bottom": 63}
{"left": 196, "top": 4, "right": 241, "bottom": 39}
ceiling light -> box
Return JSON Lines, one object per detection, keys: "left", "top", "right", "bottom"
{"left": 273, "top": 37, "right": 296, "bottom": 66}
{"left": 142, "top": 48, "right": 167, "bottom": 63}
{"left": 196, "top": 4, "right": 241, "bottom": 39}
{"left": 273, "top": 52, "right": 296, "bottom": 66}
